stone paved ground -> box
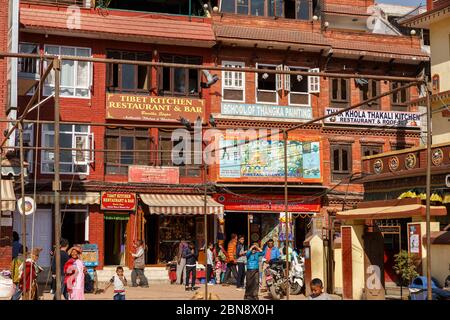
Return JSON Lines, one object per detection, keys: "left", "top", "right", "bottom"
{"left": 40, "top": 283, "right": 309, "bottom": 300}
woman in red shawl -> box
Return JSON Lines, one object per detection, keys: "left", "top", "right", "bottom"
{"left": 19, "top": 248, "right": 43, "bottom": 300}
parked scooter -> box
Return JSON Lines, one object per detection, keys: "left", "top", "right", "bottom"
{"left": 264, "top": 255, "right": 305, "bottom": 300}
{"left": 289, "top": 255, "right": 305, "bottom": 295}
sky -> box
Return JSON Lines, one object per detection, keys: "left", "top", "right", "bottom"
{"left": 377, "top": 0, "right": 424, "bottom": 6}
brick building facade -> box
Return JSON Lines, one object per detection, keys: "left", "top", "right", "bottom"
{"left": 0, "top": 0, "right": 429, "bottom": 288}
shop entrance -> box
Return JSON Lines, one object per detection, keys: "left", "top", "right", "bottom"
{"left": 104, "top": 216, "right": 128, "bottom": 266}
{"left": 224, "top": 212, "right": 248, "bottom": 246}
{"left": 375, "top": 219, "right": 410, "bottom": 285}
{"left": 61, "top": 207, "right": 88, "bottom": 247}
{"left": 294, "top": 214, "right": 312, "bottom": 251}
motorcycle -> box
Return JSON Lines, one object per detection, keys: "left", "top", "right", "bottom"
{"left": 265, "top": 260, "right": 287, "bottom": 300}
{"left": 265, "top": 255, "right": 305, "bottom": 300}
{"left": 289, "top": 255, "right": 305, "bottom": 295}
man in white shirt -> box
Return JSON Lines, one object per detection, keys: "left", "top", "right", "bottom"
{"left": 131, "top": 240, "right": 149, "bottom": 288}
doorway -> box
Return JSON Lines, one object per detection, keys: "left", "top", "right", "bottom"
{"left": 61, "top": 208, "right": 87, "bottom": 247}
{"left": 104, "top": 218, "right": 128, "bottom": 265}
{"left": 294, "top": 215, "right": 312, "bottom": 250}
{"left": 224, "top": 212, "right": 248, "bottom": 246}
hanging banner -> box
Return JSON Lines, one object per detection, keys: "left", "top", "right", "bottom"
{"left": 324, "top": 108, "right": 421, "bottom": 128}
{"left": 101, "top": 192, "right": 136, "bottom": 211}
{"left": 214, "top": 194, "right": 320, "bottom": 212}
{"left": 128, "top": 166, "right": 180, "bottom": 184}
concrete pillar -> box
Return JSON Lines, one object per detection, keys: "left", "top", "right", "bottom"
{"left": 408, "top": 219, "right": 440, "bottom": 276}
{"left": 304, "top": 234, "right": 325, "bottom": 296}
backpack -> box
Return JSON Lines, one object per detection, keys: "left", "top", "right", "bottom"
{"left": 218, "top": 249, "right": 227, "bottom": 262}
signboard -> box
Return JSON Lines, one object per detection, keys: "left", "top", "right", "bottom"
{"left": 101, "top": 192, "right": 136, "bottom": 211}
{"left": 128, "top": 165, "right": 180, "bottom": 184}
{"left": 408, "top": 223, "right": 421, "bottom": 254}
{"left": 217, "top": 136, "right": 322, "bottom": 183}
{"left": 106, "top": 93, "right": 205, "bottom": 123}
{"left": 17, "top": 197, "right": 36, "bottom": 216}
{"left": 324, "top": 108, "right": 421, "bottom": 128}
{"left": 213, "top": 194, "right": 321, "bottom": 212}
{"left": 221, "top": 102, "right": 312, "bottom": 120}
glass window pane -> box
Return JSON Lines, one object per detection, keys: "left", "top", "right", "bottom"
{"left": 60, "top": 124, "right": 72, "bottom": 132}
{"left": 333, "top": 148, "right": 339, "bottom": 171}
{"left": 45, "top": 46, "right": 59, "bottom": 55}
{"left": 61, "top": 47, "right": 75, "bottom": 56}
{"left": 332, "top": 79, "right": 338, "bottom": 100}
{"left": 174, "top": 68, "right": 186, "bottom": 93}
{"left": 221, "top": 0, "right": 236, "bottom": 13}
{"left": 76, "top": 48, "right": 90, "bottom": 57}
{"left": 61, "top": 60, "right": 75, "bottom": 87}
{"left": 163, "top": 67, "right": 171, "bottom": 91}
{"left": 297, "top": 0, "right": 310, "bottom": 20}
{"left": 137, "top": 66, "right": 149, "bottom": 90}
{"left": 268, "top": 0, "right": 282, "bottom": 16}
{"left": 341, "top": 79, "right": 347, "bottom": 101}
{"left": 121, "top": 64, "right": 135, "bottom": 90}
{"left": 120, "top": 136, "right": 134, "bottom": 165}
{"left": 342, "top": 149, "right": 348, "bottom": 171}
{"left": 189, "top": 69, "right": 198, "bottom": 94}
{"left": 237, "top": 0, "right": 249, "bottom": 14}
{"left": 77, "top": 61, "right": 89, "bottom": 88}
{"left": 251, "top": 0, "right": 265, "bottom": 16}
{"left": 291, "top": 72, "right": 308, "bottom": 93}
{"left": 75, "top": 125, "right": 88, "bottom": 133}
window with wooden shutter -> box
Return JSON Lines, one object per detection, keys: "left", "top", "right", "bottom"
{"left": 308, "top": 68, "right": 320, "bottom": 93}
{"left": 359, "top": 79, "right": 380, "bottom": 110}
{"left": 222, "top": 61, "right": 245, "bottom": 102}
{"left": 330, "top": 144, "right": 352, "bottom": 182}
{"left": 256, "top": 63, "right": 277, "bottom": 103}
{"left": 361, "top": 145, "right": 382, "bottom": 157}
{"left": 330, "top": 78, "right": 350, "bottom": 108}
{"left": 390, "top": 81, "right": 410, "bottom": 111}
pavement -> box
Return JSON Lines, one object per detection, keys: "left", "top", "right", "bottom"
{"left": 39, "top": 283, "right": 310, "bottom": 300}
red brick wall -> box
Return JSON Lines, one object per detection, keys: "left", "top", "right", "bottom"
{"left": 341, "top": 226, "right": 353, "bottom": 299}
{"left": 88, "top": 205, "right": 104, "bottom": 269}
{"left": 0, "top": 0, "right": 11, "bottom": 270}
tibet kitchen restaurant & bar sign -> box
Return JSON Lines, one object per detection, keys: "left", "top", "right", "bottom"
{"left": 101, "top": 192, "right": 137, "bottom": 211}
{"left": 106, "top": 93, "right": 206, "bottom": 123}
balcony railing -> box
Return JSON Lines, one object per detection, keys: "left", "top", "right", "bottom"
{"left": 21, "top": 0, "right": 92, "bottom": 8}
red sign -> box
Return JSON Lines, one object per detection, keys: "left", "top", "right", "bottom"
{"left": 101, "top": 192, "right": 136, "bottom": 211}
{"left": 213, "top": 194, "right": 321, "bottom": 212}
{"left": 106, "top": 93, "right": 205, "bottom": 123}
{"left": 128, "top": 166, "right": 180, "bottom": 184}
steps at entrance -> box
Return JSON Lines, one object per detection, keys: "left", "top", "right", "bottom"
{"left": 385, "top": 283, "right": 410, "bottom": 300}
{"left": 96, "top": 267, "right": 169, "bottom": 285}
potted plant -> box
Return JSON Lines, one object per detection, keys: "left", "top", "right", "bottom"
{"left": 393, "top": 250, "right": 419, "bottom": 286}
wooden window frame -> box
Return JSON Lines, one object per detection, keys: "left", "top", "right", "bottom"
{"left": 361, "top": 145, "right": 382, "bottom": 158}
{"left": 158, "top": 54, "right": 202, "bottom": 97}
{"left": 105, "top": 128, "right": 151, "bottom": 175}
{"left": 158, "top": 130, "right": 201, "bottom": 178}
{"left": 390, "top": 81, "right": 410, "bottom": 111}
{"left": 330, "top": 78, "right": 350, "bottom": 108}
{"left": 330, "top": 144, "right": 352, "bottom": 182}
{"left": 220, "top": 0, "right": 311, "bottom": 19}
{"left": 106, "top": 50, "right": 152, "bottom": 94}
{"left": 359, "top": 79, "right": 380, "bottom": 110}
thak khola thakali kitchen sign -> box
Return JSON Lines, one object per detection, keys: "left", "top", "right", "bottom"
{"left": 106, "top": 93, "right": 205, "bottom": 123}
{"left": 324, "top": 108, "right": 421, "bottom": 128}
{"left": 101, "top": 192, "right": 137, "bottom": 211}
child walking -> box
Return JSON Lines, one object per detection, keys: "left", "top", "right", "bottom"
{"left": 105, "top": 266, "right": 127, "bottom": 300}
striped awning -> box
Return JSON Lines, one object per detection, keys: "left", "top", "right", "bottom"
{"left": 1, "top": 180, "right": 16, "bottom": 211}
{"left": 33, "top": 192, "right": 100, "bottom": 205}
{"left": 139, "top": 194, "right": 224, "bottom": 215}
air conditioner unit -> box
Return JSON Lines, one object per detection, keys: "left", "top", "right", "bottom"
{"left": 446, "top": 174, "right": 450, "bottom": 188}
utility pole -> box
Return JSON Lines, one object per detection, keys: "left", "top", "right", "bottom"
{"left": 283, "top": 129, "right": 290, "bottom": 300}
{"left": 18, "top": 122, "right": 27, "bottom": 299}
{"left": 203, "top": 162, "right": 208, "bottom": 300}
{"left": 53, "top": 58, "right": 62, "bottom": 300}
{"left": 425, "top": 82, "right": 432, "bottom": 300}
